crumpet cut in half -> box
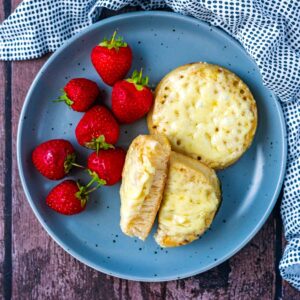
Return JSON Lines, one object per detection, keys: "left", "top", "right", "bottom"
{"left": 120, "top": 134, "right": 171, "bottom": 240}
{"left": 155, "top": 152, "right": 221, "bottom": 247}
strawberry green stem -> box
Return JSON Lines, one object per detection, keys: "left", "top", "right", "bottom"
{"left": 75, "top": 173, "right": 106, "bottom": 207}
{"left": 96, "top": 142, "right": 100, "bottom": 155}
{"left": 138, "top": 68, "right": 143, "bottom": 83}
{"left": 111, "top": 31, "right": 117, "bottom": 44}
{"left": 71, "top": 162, "right": 85, "bottom": 169}
{"left": 86, "top": 176, "right": 97, "bottom": 189}
{"left": 85, "top": 185, "right": 100, "bottom": 195}
{"left": 53, "top": 99, "right": 64, "bottom": 103}
{"left": 87, "top": 169, "right": 107, "bottom": 187}
{"left": 53, "top": 90, "right": 74, "bottom": 107}
{"left": 84, "top": 173, "right": 106, "bottom": 194}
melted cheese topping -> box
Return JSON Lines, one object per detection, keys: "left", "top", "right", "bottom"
{"left": 155, "top": 157, "right": 220, "bottom": 247}
{"left": 149, "top": 63, "right": 257, "bottom": 169}
{"left": 120, "top": 140, "right": 159, "bottom": 227}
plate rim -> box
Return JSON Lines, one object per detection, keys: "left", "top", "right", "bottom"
{"left": 17, "top": 10, "right": 287, "bottom": 282}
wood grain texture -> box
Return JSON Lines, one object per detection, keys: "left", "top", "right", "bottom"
{"left": 0, "top": 45, "right": 5, "bottom": 300}
{"left": 228, "top": 214, "right": 276, "bottom": 300}
{"left": 1, "top": 1, "right": 8, "bottom": 299}
{"left": 0, "top": 61, "right": 5, "bottom": 300}
{"left": 11, "top": 58, "right": 113, "bottom": 300}
{"left": 1, "top": 0, "right": 298, "bottom": 299}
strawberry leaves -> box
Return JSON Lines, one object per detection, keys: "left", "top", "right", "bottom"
{"left": 100, "top": 31, "right": 128, "bottom": 50}
{"left": 64, "top": 153, "right": 76, "bottom": 174}
{"left": 85, "top": 135, "right": 115, "bottom": 153}
{"left": 126, "top": 69, "right": 149, "bottom": 91}
{"left": 75, "top": 182, "right": 89, "bottom": 208}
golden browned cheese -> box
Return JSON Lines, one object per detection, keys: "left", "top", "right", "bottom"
{"left": 155, "top": 152, "right": 221, "bottom": 247}
{"left": 148, "top": 62, "right": 257, "bottom": 169}
{"left": 120, "top": 134, "right": 171, "bottom": 240}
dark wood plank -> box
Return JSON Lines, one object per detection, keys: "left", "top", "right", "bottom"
{"left": 1, "top": 1, "right": 9, "bottom": 299}
{"left": 0, "top": 60, "right": 5, "bottom": 299}
{"left": 0, "top": 43, "right": 5, "bottom": 300}
{"left": 228, "top": 214, "right": 276, "bottom": 299}
{"left": 11, "top": 58, "right": 105, "bottom": 299}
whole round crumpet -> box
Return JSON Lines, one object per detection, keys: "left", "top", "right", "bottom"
{"left": 148, "top": 62, "right": 258, "bottom": 169}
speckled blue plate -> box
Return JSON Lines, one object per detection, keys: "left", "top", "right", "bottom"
{"left": 17, "top": 11, "right": 287, "bottom": 281}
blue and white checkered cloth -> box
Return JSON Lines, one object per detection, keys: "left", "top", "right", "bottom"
{"left": 1, "top": 0, "right": 300, "bottom": 289}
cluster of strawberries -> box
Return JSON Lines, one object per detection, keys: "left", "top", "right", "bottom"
{"left": 32, "top": 32, "right": 153, "bottom": 215}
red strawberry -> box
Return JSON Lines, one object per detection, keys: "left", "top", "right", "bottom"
{"left": 88, "top": 148, "right": 126, "bottom": 186}
{"left": 75, "top": 105, "right": 120, "bottom": 150}
{"left": 54, "top": 78, "right": 100, "bottom": 112}
{"left": 46, "top": 176, "right": 105, "bottom": 215}
{"left": 32, "top": 139, "right": 76, "bottom": 180}
{"left": 91, "top": 31, "right": 132, "bottom": 86}
{"left": 112, "top": 70, "right": 153, "bottom": 123}
{"left": 46, "top": 180, "right": 86, "bottom": 215}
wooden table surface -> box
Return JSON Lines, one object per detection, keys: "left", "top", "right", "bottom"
{"left": 0, "top": 1, "right": 299, "bottom": 299}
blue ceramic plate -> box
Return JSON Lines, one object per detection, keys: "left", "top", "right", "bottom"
{"left": 17, "top": 11, "right": 287, "bottom": 281}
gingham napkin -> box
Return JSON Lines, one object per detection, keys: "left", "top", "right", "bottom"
{"left": 1, "top": 0, "right": 300, "bottom": 289}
